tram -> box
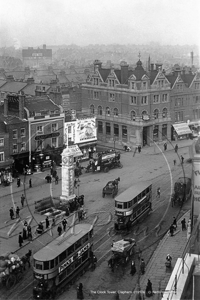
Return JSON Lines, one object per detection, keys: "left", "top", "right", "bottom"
{"left": 33, "top": 223, "right": 94, "bottom": 299}
{"left": 114, "top": 182, "right": 152, "bottom": 230}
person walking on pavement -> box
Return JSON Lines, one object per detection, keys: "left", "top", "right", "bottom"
{"left": 17, "top": 177, "right": 21, "bottom": 187}
{"left": 29, "top": 178, "right": 32, "bottom": 188}
{"left": 157, "top": 187, "right": 161, "bottom": 198}
{"left": 140, "top": 258, "right": 145, "bottom": 275}
{"left": 57, "top": 224, "right": 62, "bottom": 236}
{"left": 145, "top": 279, "right": 153, "bottom": 297}
{"left": 21, "top": 194, "right": 25, "bottom": 208}
{"left": 169, "top": 224, "right": 174, "bottom": 236}
{"left": 181, "top": 155, "right": 184, "bottom": 164}
{"left": 27, "top": 225, "right": 32, "bottom": 241}
{"left": 55, "top": 175, "right": 59, "bottom": 184}
{"left": 181, "top": 218, "right": 186, "bottom": 230}
{"left": 173, "top": 159, "right": 176, "bottom": 166}
{"left": 62, "top": 218, "right": 67, "bottom": 231}
{"left": 18, "top": 232, "right": 23, "bottom": 247}
{"left": 23, "top": 222, "right": 28, "bottom": 240}
{"left": 164, "top": 142, "right": 167, "bottom": 151}
{"left": 77, "top": 282, "right": 84, "bottom": 300}
{"left": 175, "top": 144, "right": 178, "bottom": 153}
{"left": 10, "top": 207, "right": 14, "bottom": 220}
{"left": 16, "top": 206, "right": 20, "bottom": 218}
{"left": 45, "top": 216, "right": 50, "bottom": 229}
{"left": 138, "top": 145, "right": 141, "bottom": 153}
{"left": 130, "top": 260, "right": 136, "bottom": 276}
{"left": 173, "top": 217, "right": 177, "bottom": 230}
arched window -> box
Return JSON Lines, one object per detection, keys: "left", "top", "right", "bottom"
{"left": 154, "top": 109, "right": 159, "bottom": 119}
{"left": 162, "top": 108, "right": 168, "bottom": 118}
{"left": 130, "top": 110, "right": 136, "bottom": 121}
{"left": 113, "top": 108, "right": 118, "bottom": 117}
{"left": 90, "top": 105, "right": 95, "bottom": 114}
{"left": 98, "top": 106, "right": 102, "bottom": 115}
{"left": 142, "top": 110, "right": 149, "bottom": 120}
{"left": 106, "top": 107, "right": 110, "bottom": 116}
{"left": 142, "top": 110, "right": 148, "bottom": 116}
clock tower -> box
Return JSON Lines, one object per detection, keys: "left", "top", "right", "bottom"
{"left": 60, "top": 147, "right": 76, "bottom": 203}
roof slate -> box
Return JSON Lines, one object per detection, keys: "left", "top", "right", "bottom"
{"left": 24, "top": 96, "right": 59, "bottom": 113}
{"left": 22, "top": 83, "right": 51, "bottom": 96}
{"left": 0, "top": 82, "right": 27, "bottom": 93}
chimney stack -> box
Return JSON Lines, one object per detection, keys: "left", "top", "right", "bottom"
{"left": 4, "top": 96, "right": 8, "bottom": 117}
{"left": 151, "top": 63, "right": 154, "bottom": 71}
{"left": 120, "top": 61, "right": 129, "bottom": 84}
{"left": 94, "top": 60, "right": 102, "bottom": 72}
{"left": 18, "top": 92, "right": 25, "bottom": 119}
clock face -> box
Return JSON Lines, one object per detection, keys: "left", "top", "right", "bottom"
{"left": 62, "top": 157, "right": 68, "bottom": 165}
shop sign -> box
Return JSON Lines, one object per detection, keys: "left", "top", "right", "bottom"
{"left": 35, "top": 132, "right": 60, "bottom": 141}
{"left": 75, "top": 118, "right": 97, "bottom": 143}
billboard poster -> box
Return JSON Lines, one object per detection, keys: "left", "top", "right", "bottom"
{"left": 75, "top": 118, "right": 97, "bottom": 144}
{"left": 64, "top": 122, "right": 76, "bottom": 145}
{"left": 193, "top": 160, "right": 200, "bottom": 216}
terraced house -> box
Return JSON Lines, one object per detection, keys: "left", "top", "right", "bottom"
{"left": 82, "top": 59, "right": 200, "bottom": 147}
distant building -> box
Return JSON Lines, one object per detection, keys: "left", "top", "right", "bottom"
{"left": 22, "top": 45, "right": 52, "bottom": 68}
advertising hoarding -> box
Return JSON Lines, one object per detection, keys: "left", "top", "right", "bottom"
{"left": 64, "top": 122, "right": 76, "bottom": 145}
{"left": 75, "top": 118, "right": 97, "bottom": 144}
{"left": 193, "top": 160, "right": 200, "bottom": 216}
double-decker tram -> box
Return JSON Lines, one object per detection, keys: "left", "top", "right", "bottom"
{"left": 114, "top": 182, "right": 152, "bottom": 230}
{"left": 33, "top": 223, "right": 93, "bottom": 299}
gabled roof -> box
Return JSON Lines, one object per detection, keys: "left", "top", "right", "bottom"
{"left": 149, "top": 70, "right": 158, "bottom": 84}
{"left": 99, "top": 69, "right": 110, "bottom": 82}
{"left": 181, "top": 73, "right": 195, "bottom": 87}
{"left": 0, "top": 81, "right": 27, "bottom": 93}
{"left": 33, "top": 75, "right": 57, "bottom": 84}
{"left": 165, "top": 74, "right": 178, "bottom": 88}
{"left": 24, "top": 96, "right": 60, "bottom": 113}
{"left": 0, "top": 113, "right": 27, "bottom": 124}
{"left": 5, "top": 71, "right": 26, "bottom": 80}
{"left": 22, "top": 83, "right": 51, "bottom": 96}
{"left": 0, "top": 79, "right": 6, "bottom": 88}
{"left": 131, "top": 60, "right": 147, "bottom": 81}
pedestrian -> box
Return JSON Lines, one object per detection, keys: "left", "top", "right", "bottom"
{"left": 173, "top": 159, "right": 176, "bottom": 166}
{"left": 65, "top": 206, "right": 70, "bottom": 216}
{"left": 130, "top": 260, "right": 136, "bottom": 276}
{"left": 27, "top": 225, "right": 32, "bottom": 241}
{"left": 23, "top": 223, "right": 27, "bottom": 240}
{"left": 18, "top": 232, "right": 23, "bottom": 247}
{"left": 62, "top": 218, "right": 67, "bottom": 231}
{"left": 55, "top": 175, "right": 59, "bottom": 184}
{"left": 169, "top": 224, "right": 174, "bottom": 236}
{"left": 181, "top": 218, "right": 186, "bottom": 230}
{"left": 9, "top": 207, "right": 14, "bottom": 220}
{"left": 157, "top": 187, "right": 161, "bottom": 198}
{"left": 175, "top": 144, "right": 178, "bottom": 153}
{"left": 77, "top": 282, "right": 84, "bottom": 300}
{"left": 17, "top": 177, "right": 21, "bottom": 187}
{"left": 138, "top": 145, "right": 141, "bottom": 153}
{"left": 49, "top": 175, "right": 52, "bottom": 183}
{"left": 29, "top": 178, "right": 32, "bottom": 188}
{"left": 140, "top": 259, "right": 145, "bottom": 275}
{"left": 52, "top": 218, "right": 55, "bottom": 227}
{"left": 45, "top": 216, "right": 49, "bottom": 229}
{"left": 173, "top": 217, "right": 177, "bottom": 229}
{"left": 181, "top": 155, "right": 184, "bottom": 164}
{"left": 74, "top": 178, "right": 77, "bottom": 188}
{"left": 21, "top": 194, "right": 25, "bottom": 208}
{"left": 57, "top": 224, "right": 62, "bottom": 236}
{"left": 164, "top": 142, "right": 167, "bottom": 151}
{"left": 16, "top": 206, "right": 20, "bottom": 218}
{"left": 145, "top": 279, "right": 153, "bottom": 297}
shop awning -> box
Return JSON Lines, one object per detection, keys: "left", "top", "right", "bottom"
{"left": 78, "top": 141, "right": 97, "bottom": 148}
{"left": 173, "top": 123, "right": 192, "bottom": 136}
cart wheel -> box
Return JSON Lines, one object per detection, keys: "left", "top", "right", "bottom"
{"left": 118, "top": 163, "right": 123, "bottom": 168}
{"left": 104, "top": 167, "right": 109, "bottom": 173}
{"left": 102, "top": 192, "right": 105, "bottom": 198}
{"left": 6, "top": 274, "right": 16, "bottom": 289}
{"left": 16, "top": 272, "right": 23, "bottom": 282}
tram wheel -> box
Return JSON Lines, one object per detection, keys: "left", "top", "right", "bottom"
{"left": 103, "top": 167, "right": 109, "bottom": 173}
{"left": 16, "top": 272, "right": 23, "bottom": 282}
{"left": 6, "top": 274, "right": 16, "bottom": 289}
{"left": 118, "top": 163, "right": 123, "bottom": 169}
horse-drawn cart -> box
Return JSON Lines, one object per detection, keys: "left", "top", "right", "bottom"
{"left": 108, "top": 238, "right": 136, "bottom": 272}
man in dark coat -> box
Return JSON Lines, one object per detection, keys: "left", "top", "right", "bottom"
{"left": 175, "top": 144, "right": 178, "bottom": 153}
{"left": 10, "top": 207, "right": 14, "bottom": 220}
{"left": 21, "top": 194, "right": 25, "bottom": 208}
{"left": 17, "top": 177, "right": 21, "bottom": 187}
{"left": 62, "top": 218, "right": 67, "bottom": 231}
{"left": 18, "top": 232, "right": 23, "bottom": 247}
{"left": 145, "top": 279, "right": 153, "bottom": 297}
{"left": 169, "top": 224, "right": 174, "bottom": 236}
{"left": 16, "top": 206, "right": 20, "bottom": 218}
{"left": 181, "top": 218, "right": 186, "bottom": 230}
{"left": 140, "top": 259, "right": 145, "bottom": 275}
{"left": 77, "top": 282, "right": 84, "bottom": 299}
{"left": 45, "top": 216, "right": 50, "bottom": 229}
{"left": 57, "top": 224, "right": 62, "bottom": 236}
{"left": 130, "top": 260, "right": 136, "bottom": 276}
{"left": 29, "top": 178, "right": 32, "bottom": 188}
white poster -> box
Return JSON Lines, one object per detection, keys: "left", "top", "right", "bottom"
{"left": 75, "top": 118, "right": 97, "bottom": 143}
{"left": 193, "top": 160, "right": 200, "bottom": 216}
{"left": 64, "top": 122, "right": 76, "bottom": 145}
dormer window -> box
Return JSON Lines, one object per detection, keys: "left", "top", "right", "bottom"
{"left": 109, "top": 93, "right": 115, "bottom": 102}
{"left": 93, "top": 78, "right": 99, "bottom": 85}
{"left": 131, "top": 82, "right": 135, "bottom": 89}
{"left": 143, "top": 82, "right": 147, "bottom": 89}
{"left": 109, "top": 79, "right": 115, "bottom": 87}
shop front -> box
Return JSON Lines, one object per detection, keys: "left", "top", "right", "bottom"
{"left": 188, "top": 121, "right": 200, "bottom": 138}
{"left": 78, "top": 141, "right": 97, "bottom": 160}
{"left": 172, "top": 123, "right": 192, "bottom": 141}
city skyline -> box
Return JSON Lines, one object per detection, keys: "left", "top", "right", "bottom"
{"left": 0, "top": 0, "right": 200, "bottom": 49}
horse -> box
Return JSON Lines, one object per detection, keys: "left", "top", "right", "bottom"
{"left": 21, "top": 250, "right": 32, "bottom": 270}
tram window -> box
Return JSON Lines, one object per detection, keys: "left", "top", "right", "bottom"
{"left": 89, "top": 229, "right": 93, "bottom": 238}
{"left": 75, "top": 258, "right": 82, "bottom": 269}
{"left": 35, "top": 262, "right": 42, "bottom": 270}
{"left": 142, "top": 191, "right": 146, "bottom": 198}
{"left": 124, "top": 202, "right": 128, "bottom": 209}
{"left": 82, "top": 234, "right": 89, "bottom": 244}
{"left": 117, "top": 202, "right": 123, "bottom": 209}
{"left": 68, "top": 245, "right": 74, "bottom": 256}
{"left": 128, "top": 201, "right": 132, "bottom": 208}
{"left": 133, "top": 197, "right": 137, "bottom": 204}
{"left": 132, "top": 213, "right": 136, "bottom": 219}
{"left": 67, "top": 264, "right": 74, "bottom": 275}
{"left": 75, "top": 239, "right": 82, "bottom": 250}
{"left": 50, "top": 259, "right": 55, "bottom": 269}
{"left": 82, "top": 251, "right": 88, "bottom": 263}
{"left": 137, "top": 208, "right": 141, "bottom": 215}
{"left": 142, "top": 205, "right": 146, "bottom": 211}
{"left": 138, "top": 194, "right": 141, "bottom": 201}
{"left": 59, "top": 270, "right": 67, "bottom": 283}
{"left": 59, "top": 251, "right": 67, "bottom": 263}
{"left": 43, "top": 261, "right": 49, "bottom": 270}
{"left": 55, "top": 257, "right": 58, "bottom": 266}
{"left": 146, "top": 187, "right": 149, "bottom": 193}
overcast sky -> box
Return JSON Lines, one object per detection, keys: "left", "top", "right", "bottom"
{"left": 0, "top": 0, "right": 200, "bottom": 48}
